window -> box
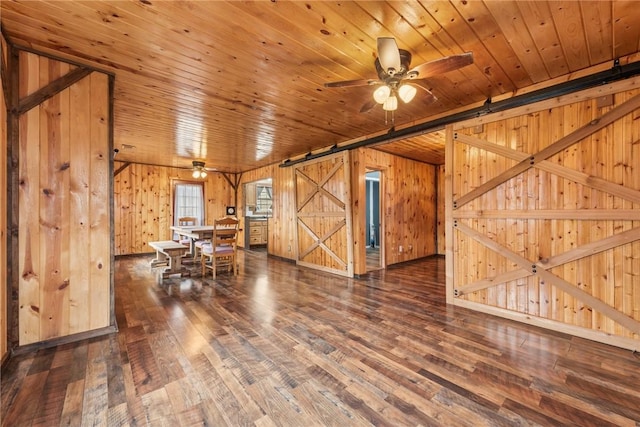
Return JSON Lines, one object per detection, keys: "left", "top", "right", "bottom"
{"left": 173, "top": 182, "right": 204, "bottom": 238}
{"left": 256, "top": 185, "right": 272, "bottom": 213}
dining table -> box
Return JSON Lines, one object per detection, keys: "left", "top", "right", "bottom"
{"left": 170, "top": 224, "right": 242, "bottom": 256}
{"left": 170, "top": 225, "right": 215, "bottom": 256}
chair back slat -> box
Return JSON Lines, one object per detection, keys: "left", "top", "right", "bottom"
{"left": 178, "top": 217, "right": 197, "bottom": 226}
{"left": 201, "top": 216, "right": 239, "bottom": 278}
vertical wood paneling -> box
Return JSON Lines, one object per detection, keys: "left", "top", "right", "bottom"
{"left": 437, "top": 165, "right": 445, "bottom": 255}
{"left": 362, "top": 148, "right": 437, "bottom": 267}
{"left": 448, "top": 85, "right": 640, "bottom": 349}
{"left": 88, "top": 72, "right": 110, "bottom": 330}
{"left": 0, "top": 33, "right": 8, "bottom": 361}
{"left": 238, "top": 164, "right": 296, "bottom": 260}
{"left": 39, "top": 58, "right": 70, "bottom": 340}
{"left": 349, "top": 150, "right": 366, "bottom": 274}
{"left": 17, "top": 50, "right": 112, "bottom": 346}
{"left": 18, "top": 51, "right": 41, "bottom": 345}
{"left": 68, "top": 74, "right": 91, "bottom": 334}
{"left": 113, "top": 164, "right": 236, "bottom": 255}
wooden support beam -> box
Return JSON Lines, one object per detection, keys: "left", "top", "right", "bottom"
{"left": 221, "top": 172, "right": 243, "bottom": 211}
{"left": 114, "top": 162, "right": 131, "bottom": 177}
{"left": 16, "top": 67, "right": 92, "bottom": 114}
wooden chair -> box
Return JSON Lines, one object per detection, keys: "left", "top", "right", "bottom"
{"left": 201, "top": 216, "right": 239, "bottom": 278}
{"left": 176, "top": 217, "right": 197, "bottom": 246}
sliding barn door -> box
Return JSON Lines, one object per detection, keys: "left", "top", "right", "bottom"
{"left": 446, "top": 86, "right": 640, "bottom": 350}
{"left": 294, "top": 152, "right": 354, "bottom": 277}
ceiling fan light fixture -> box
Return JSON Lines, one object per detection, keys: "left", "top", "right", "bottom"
{"left": 382, "top": 95, "right": 398, "bottom": 111}
{"left": 398, "top": 84, "right": 417, "bottom": 103}
{"left": 373, "top": 85, "right": 391, "bottom": 104}
{"left": 192, "top": 160, "right": 207, "bottom": 179}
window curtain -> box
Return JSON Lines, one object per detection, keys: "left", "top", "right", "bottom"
{"left": 173, "top": 183, "right": 204, "bottom": 238}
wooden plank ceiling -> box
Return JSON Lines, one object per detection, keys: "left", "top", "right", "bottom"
{"left": 2, "top": 1, "right": 639, "bottom": 171}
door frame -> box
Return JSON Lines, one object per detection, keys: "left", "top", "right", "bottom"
{"left": 365, "top": 169, "right": 384, "bottom": 271}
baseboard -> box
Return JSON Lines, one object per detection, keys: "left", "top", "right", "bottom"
{"left": 9, "top": 325, "right": 118, "bottom": 357}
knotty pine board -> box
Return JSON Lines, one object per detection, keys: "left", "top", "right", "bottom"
{"left": 449, "top": 86, "right": 640, "bottom": 347}
{"left": 17, "top": 50, "right": 111, "bottom": 345}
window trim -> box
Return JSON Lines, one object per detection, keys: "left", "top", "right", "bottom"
{"left": 171, "top": 179, "right": 206, "bottom": 227}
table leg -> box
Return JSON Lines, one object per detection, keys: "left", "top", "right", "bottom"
{"left": 150, "top": 250, "right": 169, "bottom": 268}
{"left": 168, "top": 252, "right": 183, "bottom": 274}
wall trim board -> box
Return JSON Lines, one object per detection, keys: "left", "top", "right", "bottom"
{"left": 9, "top": 325, "right": 118, "bottom": 357}
{"left": 6, "top": 40, "right": 19, "bottom": 351}
{"left": 9, "top": 42, "right": 115, "bottom": 78}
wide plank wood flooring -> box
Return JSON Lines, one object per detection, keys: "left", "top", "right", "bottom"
{"left": 2, "top": 251, "right": 640, "bottom": 426}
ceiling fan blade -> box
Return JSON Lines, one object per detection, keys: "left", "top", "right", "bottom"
{"left": 407, "top": 52, "right": 474, "bottom": 79}
{"left": 411, "top": 82, "right": 438, "bottom": 103}
{"left": 324, "top": 78, "right": 379, "bottom": 88}
{"left": 377, "top": 37, "right": 401, "bottom": 73}
{"left": 359, "top": 99, "right": 376, "bottom": 113}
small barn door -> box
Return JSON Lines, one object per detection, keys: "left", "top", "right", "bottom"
{"left": 294, "top": 152, "right": 354, "bottom": 277}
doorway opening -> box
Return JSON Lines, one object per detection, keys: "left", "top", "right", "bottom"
{"left": 244, "top": 178, "right": 272, "bottom": 250}
{"left": 365, "top": 170, "right": 383, "bottom": 272}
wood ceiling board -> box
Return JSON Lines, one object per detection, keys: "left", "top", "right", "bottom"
{"left": 2, "top": 1, "right": 639, "bottom": 173}
{"left": 374, "top": 132, "right": 447, "bottom": 165}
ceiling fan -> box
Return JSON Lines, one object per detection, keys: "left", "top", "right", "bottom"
{"left": 324, "top": 37, "right": 473, "bottom": 118}
{"left": 191, "top": 160, "right": 216, "bottom": 178}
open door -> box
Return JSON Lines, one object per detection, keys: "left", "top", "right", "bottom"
{"left": 365, "top": 170, "right": 383, "bottom": 272}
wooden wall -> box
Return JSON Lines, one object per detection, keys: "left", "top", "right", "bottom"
{"left": 1, "top": 33, "right": 8, "bottom": 361}
{"left": 113, "top": 162, "right": 299, "bottom": 261}
{"left": 114, "top": 147, "right": 438, "bottom": 278}
{"left": 437, "top": 165, "right": 445, "bottom": 255}
{"left": 446, "top": 79, "right": 640, "bottom": 350}
{"left": 113, "top": 163, "right": 235, "bottom": 255}
{"left": 16, "top": 50, "right": 113, "bottom": 346}
{"left": 237, "top": 164, "right": 297, "bottom": 261}
{"left": 351, "top": 147, "right": 438, "bottom": 275}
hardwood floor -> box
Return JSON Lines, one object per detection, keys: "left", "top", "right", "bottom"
{"left": 2, "top": 251, "right": 640, "bottom": 426}
{"left": 365, "top": 247, "right": 381, "bottom": 272}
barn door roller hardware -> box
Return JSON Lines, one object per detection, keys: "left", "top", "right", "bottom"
{"left": 281, "top": 59, "right": 640, "bottom": 168}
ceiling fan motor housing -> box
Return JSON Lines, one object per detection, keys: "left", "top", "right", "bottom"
{"left": 375, "top": 49, "right": 412, "bottom": 80}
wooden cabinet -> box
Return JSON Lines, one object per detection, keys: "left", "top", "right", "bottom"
{"left": 245, "top": 183, "right": 256, "bottom": 210}
{"left": 248, "top": 220, "right": 267, "bottom": 246}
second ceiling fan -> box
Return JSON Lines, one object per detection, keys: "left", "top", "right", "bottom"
{"left": 325, "top": 37, "right": 473, "bottom": 116}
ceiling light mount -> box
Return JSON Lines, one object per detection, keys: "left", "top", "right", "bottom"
{"left": 192, "top": 160, "right": 207, "bottom": 178}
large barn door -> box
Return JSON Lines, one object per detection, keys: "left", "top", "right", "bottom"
{"left": 294, "top": 152, "right": 354, "bottom": 277}
{"left": 446, "top": 87, "right": 640, "bottom": 350}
